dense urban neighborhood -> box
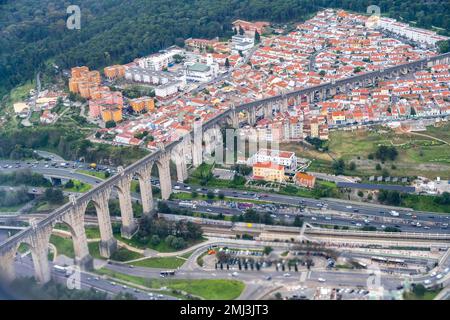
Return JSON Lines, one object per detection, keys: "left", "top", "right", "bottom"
{"left": 1, "top": 3, "right": 450, "bottom": 305}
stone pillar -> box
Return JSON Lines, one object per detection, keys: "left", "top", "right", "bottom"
{"left": 229, "top": 111, "right": 239, "bottom": 129}
{"left": 192, "top": 121, "right": 203, "bottom": 168}
{"left": 264, "top": 104, "right": 272, "bottom": 118}
{"left": 0, "top": 248, "right": 16, "bottom": 284}
{"left": 280, "top": 97, "right": 288, "bottom": 112}
{"left": 157, "top": 152, "right": 172, "bottom": 200}
{"left": 247, "top": 108, "right": 256, "bottom": 126}
{"left": 136, "top": 163, "right": 154, "bottom": 216}
{"left": 172, "top": 146, "right": 188, "bottom": 183}
{"left": 90, "top": 188, "right": 117, "bottom": 258}
{"left": 61, "top": 207, "right": 93, "bottom": 271}
{"left": 29, "top": 225, "right": 52, "bottom": 283}
{"left": 116, "top": 175, "right": 137, "bottom": 239}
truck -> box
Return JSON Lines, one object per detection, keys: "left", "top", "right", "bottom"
{"left": 390, "top": 210, "right": 399, "bottom": 217}
{"left": 89, "top": 163, "right": 97, "bottom": 169}
{"left": 179, "top": 201, "right": 197, "bottom": 209}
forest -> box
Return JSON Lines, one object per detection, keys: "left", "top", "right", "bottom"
{"left": 0, "top": 0, "right": 449, "bottom": 98}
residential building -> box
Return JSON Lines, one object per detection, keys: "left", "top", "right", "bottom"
{"left": 252, "top": 161, "right": 285, "bottom": 183}
{"left": 247, "top": 149, "right": 298, "bottom": 171}
{"left": 232, "top": 35, "right": 255, "bottom": 53}
{"left": 295, "top": 172, "right": 316, "bottom": 188}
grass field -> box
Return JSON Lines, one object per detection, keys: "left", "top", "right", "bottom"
{"left": 97, "top": 268, "right": 245, "bottom": 300}
{"left": 76, "top": 170, "right": 107, "bottom": 180}
{"left": 0, "top": 204, "right": 25, "bottom": 212}
{"left": 63, "top": 179, "right": 92, "bottom": 193}
{"left": 49, "top": 235, "right": 75, "bottom": 258}
{"left": 403, "top": 289, "right": 440, "bottom": 300}
{"left": 281, "top": 124, "right": 450, "bottom": 179}
{"left": 129, "top": 256, "right": 187, "bottom": 269}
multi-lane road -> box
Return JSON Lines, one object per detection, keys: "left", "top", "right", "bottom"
{"left": 1, "top": 157, "right": 449, "bottom": 234}
{"left": 11, "top": 255, "right": 176, "bottom": 300}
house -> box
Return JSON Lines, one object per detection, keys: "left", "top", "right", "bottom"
{"left": 294, "top": 172, "right": 316, "bottom": 188}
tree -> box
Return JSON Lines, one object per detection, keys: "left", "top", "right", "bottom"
{"left": 239, "top": 25, "right": 245, "bottom": 35}
{"left": 218, "top": 192, "right": 225, "bottom": 200}
{"left": 206, "top": 190, "right": 215, "bottom": 199}
{"left": 191, "top": 191, "right": 198, "bottom": 198}
{"left": 348, "top": 162, "right": 356, "bottom": 171}
{"left": 263, "top": 246, "right": 273, "bottom": 255}
{"left": 157, "top": 201, "right": 171, "bottom": 213}
{"left": 105, "top": 120, "right": 116, "bottom": 128}
{"left": 375, "top": 163, "right": 382, "bottom": 171}
{"left": 254, "top": 30, "right": 261, "bottom": 43}
{"left": 225, "top": 58, "right": 230, "bottom": 68}
{"left": 332, "top": 159, "right": 345, "bottom": 175}
{"left": 293, "top": 216, "right": 303, "bottom": 227}
{"left": 44, "top": 188, "right": 64, "bottom": 204}
{"left": 65, "top": 180, "right": 74, "bottom": 189}
{"left": 412, "top": 284, "right": 426, "bottom": 297}
{"left": 150, "top": 235, "right": 160, "bottom": 246}
{"left": 375, "top": 146, "right": 398, "bottom": 161}
{"left": 357, "top": 190, "right": 364, "bottom": 197}
{"left": 173, "top": 54, "right": 184, "bottom": 64}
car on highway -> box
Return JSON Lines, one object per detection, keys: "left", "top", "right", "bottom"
{"left": 283, "top": 273, "right": 291, "bottom": 277}
{"left": 436, "top": 274, "right": 443, "bottom": 279}
{"left": 424, "top": 279, "right": 431, "bottom": 285}
{"left": 231, "top": 272, "right": 239, "bottom": 277}
{"left": 356, "top": 223, "right": 362, "bottom": 227}
{"left": 346, "top": 205, "right": 352, "bottom": 209}
{"left": 444, "top": 268, "right": 450, "bottom": 273}
{"left": 318, "top": 278, "right": 326, "bottom": 282}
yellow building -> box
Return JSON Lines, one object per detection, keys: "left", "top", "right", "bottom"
{"left": 104, "top": 65, "right": 125, "bottom": 79}
{"left": 252, "top": 162, "right": 285, "bottom": 183}
{"left": 129, "top": 97, "right": 155, "bottom": 113}
{"left": 101, "top": 107, "right": 122, "bottom": 123}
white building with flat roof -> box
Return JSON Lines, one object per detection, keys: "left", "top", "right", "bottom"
{"left": 247, "top": 148, "right": 297, "bottom": 171}
{"left": 378, "top": 18, "right": 448, "bottom": 46}
{"left": 185, "top": 62, "right": 219, "bottom": 82}
{"left": 232, "top": 35, "right": 255, "bottom": 53}
{"left": 138, "top": 48, "right": 184, "bottom": 71}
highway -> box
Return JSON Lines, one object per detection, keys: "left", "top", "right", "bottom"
{"left": 11, "top": 255, "right": 176, "bottom": 300}
{"left": 1, "top": 157, "right": 449, "bottom": 235}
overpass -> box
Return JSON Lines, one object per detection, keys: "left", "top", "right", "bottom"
{"left": 0, "top": 52, "right": 449, "bottom": 285}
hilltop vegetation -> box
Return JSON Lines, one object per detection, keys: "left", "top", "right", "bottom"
{"left": 1, "top": 0, "right": 449, "bottom": 97}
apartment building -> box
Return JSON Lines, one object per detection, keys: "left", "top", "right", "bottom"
{"left": 252, "top": 162, "right": 285, "bottom": 183}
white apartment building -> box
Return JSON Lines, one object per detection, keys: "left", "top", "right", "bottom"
{"left": 378, "top": 18, "right": 448, "bottom": 46}
{"left": 247, "top": 148, "right": 298, "bottom": 171}
{"left": 185, "top": 62, "right": 219, "bottom": 82}
{"left": 155, "top": 81, "right": 183, "bottom": 98}
{"left": 138, "top": 49, "right": 184, "bottom": 71}
{"left": 232, "top": 35, "right": 255, "bottom": 53}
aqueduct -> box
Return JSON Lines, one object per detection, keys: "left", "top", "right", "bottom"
{"left": 0, "top": 52, "right": 449, "bottom": 284}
